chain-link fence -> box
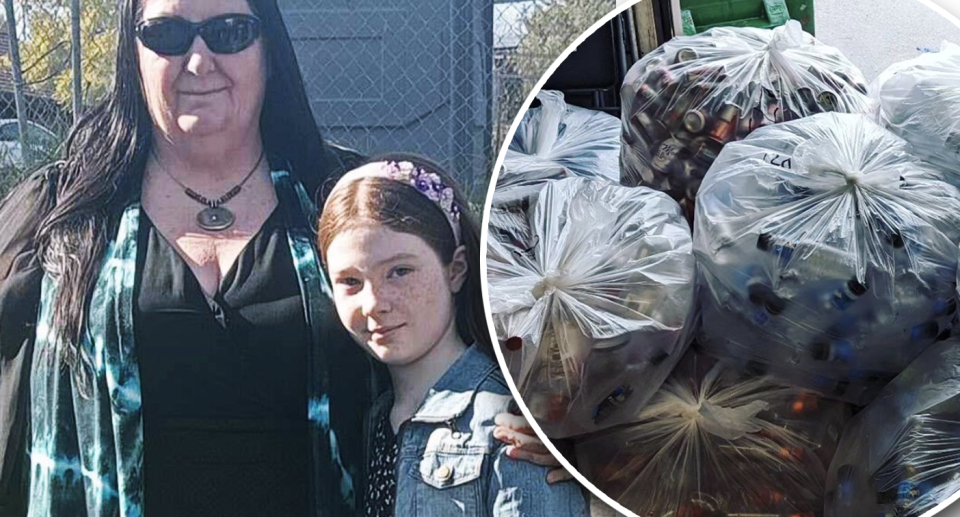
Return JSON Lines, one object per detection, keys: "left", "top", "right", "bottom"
{"left": 493, "top": 0, "right": 616, "bottom": 151}
{"left": 0, "top": 0, "right": 614, "bottom": 201}
{"left": 0, "top": 0, "right": 116, "bottom": 197}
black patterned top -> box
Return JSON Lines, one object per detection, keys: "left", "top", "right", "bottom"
{"left": 365, "top": 411, "right": 400, "bottom": 517}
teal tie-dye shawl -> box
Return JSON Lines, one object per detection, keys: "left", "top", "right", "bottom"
{"left": 28, "top": 170, "right": 365, "bottom": 517}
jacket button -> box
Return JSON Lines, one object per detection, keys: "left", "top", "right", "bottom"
{"left": 435, "top": 465, "right": 452, "bottom": 481}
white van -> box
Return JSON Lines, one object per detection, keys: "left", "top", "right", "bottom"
{"left": 0, "top": 119, "right": 59, "bottom": 168}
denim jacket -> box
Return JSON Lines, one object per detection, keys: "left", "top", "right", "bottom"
{"left": 366, "top": 345, "right": 589, "bottom": 517}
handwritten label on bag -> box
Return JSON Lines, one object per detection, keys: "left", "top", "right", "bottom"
{"left": 763, "top": 153, "right": 793, "bottom": 170}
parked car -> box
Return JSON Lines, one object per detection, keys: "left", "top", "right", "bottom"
{"left": 0, "top": 119, "right": 60, "bottom": 168}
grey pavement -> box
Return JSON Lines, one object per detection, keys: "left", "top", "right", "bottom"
{"left": 815, "top": 0, "right": 960, "bottom": 82}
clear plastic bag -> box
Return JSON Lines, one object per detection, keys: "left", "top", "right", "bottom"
{"left": 486, "top": 177, "right": 696, "bottom": 437}
{"left": 621, "top": 20, "right": 871, "bottom": 222}
{"left": 494, "top": 90, "right": 620, "bottom": 208}
{"left": 694, "top": 112, "right": 960, "bottom": 405}
{"left": 874, "top": 42, "right": 960, "bottom": 187}
{"left": 825, "top": 338, "right": 960, "bottom": 517}
{"left": 575, "top": 350, "right": 850, "bottom": 517}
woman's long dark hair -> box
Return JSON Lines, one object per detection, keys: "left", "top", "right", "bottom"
{"left": 316, "top": 153, "right": 493, "bottom": 357}
{"left": 36, "top": 0, "right": 328, "bottom": 382}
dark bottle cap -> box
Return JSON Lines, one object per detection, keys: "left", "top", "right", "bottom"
{"left": 846, "top": 278, "right": 868, "bottom": 297}
{"left": 744, "top": 360, "right": 769, "bottom": 378}
{"left": 913, "top": 321, "right": 940, "bottom": 341}
{"left": 832, "top": 380, "right": 850, "bottom": 397}
{"left": 592, "top": 385, "right": 633, "bottom": 424}
{"left": 649, "top": 350, "right": 670, "bottom": 366}
{"left": 836, "top": 464, "right": 857, "bottom": 482}
{"left": 811, "top": 341, "right": 830, "bottom": 361}
{"left": 757, "top": 232, "right": 773, "bottom": 251}
{"left": 765, "top": 296, "right": 788, "bottom": 316}
{"left": 505, "top": 336, "right": 523, "bottom": 351}
{"left": 876, "top": 488, "right": 899, "bottom": 504}
{"left": 747, "top": 280, "right": 770, "bottom": 306}
{"left": 885, "top": 230, "right": 905, "bottom": 248}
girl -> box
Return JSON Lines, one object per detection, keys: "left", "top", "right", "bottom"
{"left": 318, "top": 154, "right": 589, "bottom": 516}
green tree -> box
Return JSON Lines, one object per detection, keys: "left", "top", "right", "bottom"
{"left": 0, "top": 1, "right": 116, "bottom": 198}
{"left": 4, "top": 0, "right": 117, "bottom": 110}
{"left": 494, "top": 0, "right": 613, "bottom": 157}
{"left": 508, "top": 0, "right": 613, "bottom": 93}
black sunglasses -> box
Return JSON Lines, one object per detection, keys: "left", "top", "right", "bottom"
{"left": 136, "top": 13, "right": 262, "bottom": 56}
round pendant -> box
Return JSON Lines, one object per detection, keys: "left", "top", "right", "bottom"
{"left": 197, "top": 206, "right": 235, "bottom": 231}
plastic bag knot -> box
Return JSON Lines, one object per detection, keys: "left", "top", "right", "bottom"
{"left": 679, "top": 399, "right": 770, "bottom": 441}
{"left": 531, "top": 272, "right": 567, "bottom": 299}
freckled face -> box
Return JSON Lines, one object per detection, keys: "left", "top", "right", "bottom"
{"left": 325, "top": 226, "right": 464, "bottom": 366}
{"left": 136, "top": 0, "right": 266, "bottom": 138}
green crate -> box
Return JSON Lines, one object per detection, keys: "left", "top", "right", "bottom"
{"left": 680, "top": 0, "right": 815, "bottom": 37}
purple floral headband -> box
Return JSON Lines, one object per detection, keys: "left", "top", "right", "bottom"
{"left": 325, "top": 160, "right": 463, "bottom": 245}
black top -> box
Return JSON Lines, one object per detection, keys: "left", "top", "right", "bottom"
{"left": 364, "top": 410, "right": 399, "bottom": 517}
{"left": 0, "top": 145, "right": 383, "bottom": 517}
{"left": 135, "top": 207, "right": 311, "bottom": 516}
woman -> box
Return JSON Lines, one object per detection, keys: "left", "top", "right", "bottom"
{"left": 0, "top": 1, "right": 567, "bottom": 516}
{"left": 318, "top": 155, "right": 588, "bottom": 516}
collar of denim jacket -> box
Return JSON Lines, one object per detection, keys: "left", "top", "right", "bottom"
{"left": 409, "top": 344, "right": 495, "bottom": 423}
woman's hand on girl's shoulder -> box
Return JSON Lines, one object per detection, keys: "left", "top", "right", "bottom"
{"left": 492, "top": 412, "right": 574, "bottom": 483}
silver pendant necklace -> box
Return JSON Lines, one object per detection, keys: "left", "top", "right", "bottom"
{"left": 151, "top": 150, "right": 265, "bottom": 232}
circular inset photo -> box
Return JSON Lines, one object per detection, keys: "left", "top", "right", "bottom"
{"left": 483, "top": 1, "right": 960, "bottom": 516}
